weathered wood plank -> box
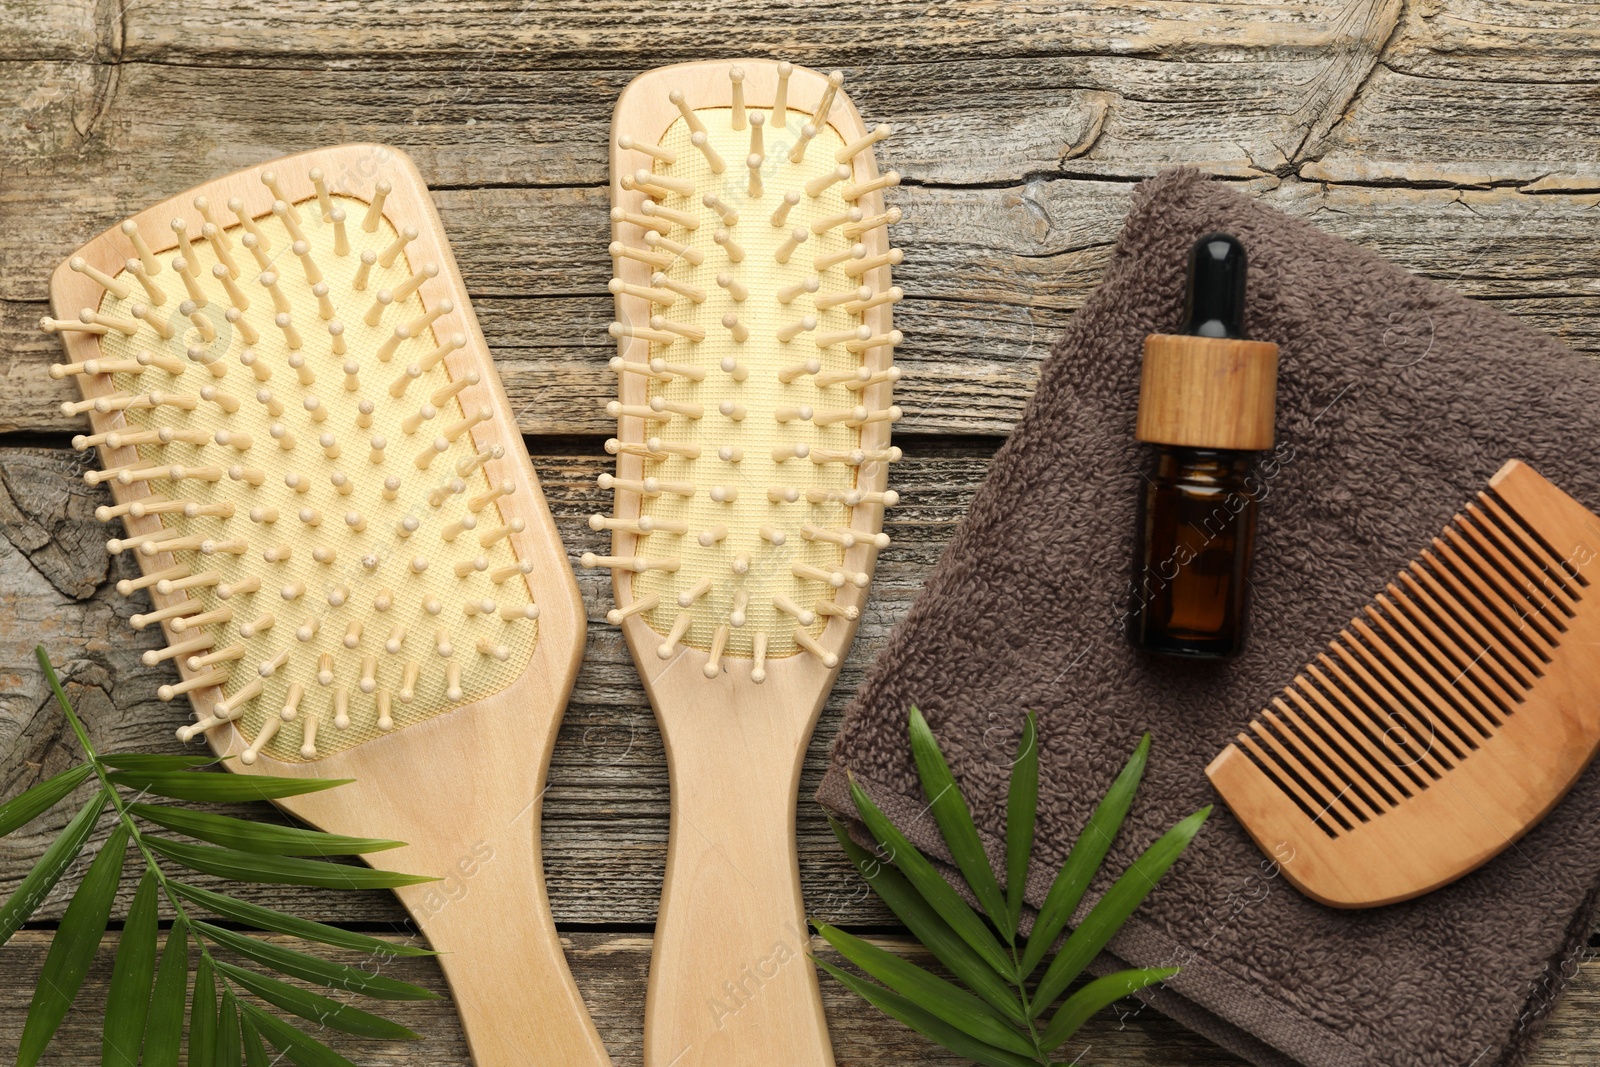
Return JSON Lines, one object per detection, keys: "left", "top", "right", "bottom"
{"left": 0, "top": 444, "right": 984, "bottom": 927}
{"left": 5, "top": 180, "right": 1600, "bottom": 437}
{"left": 1304, "top": 0, "right": 1600, "bottom": 188}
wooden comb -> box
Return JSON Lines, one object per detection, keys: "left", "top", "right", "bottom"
{"left": 595, "top": 60, "right": 901, "bottom": 1066}
{"left": 45, "top": 146, "right": 611, "bottom": 1065}
{"left": 1207, "top": 459, "right": 1600, "bottom": 908}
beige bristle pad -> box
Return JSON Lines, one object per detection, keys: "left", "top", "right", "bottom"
{"left": 605, "top": 63, "right": 899, "bottom": 661}
{"left": 69, "top": 171, "right": 538, "bottom": 762}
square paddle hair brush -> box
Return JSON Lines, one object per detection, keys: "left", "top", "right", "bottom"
{"left": 45, "top": 145, "right": 611, "bottom": 1066}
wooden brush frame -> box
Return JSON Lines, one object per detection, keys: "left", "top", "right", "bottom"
{"left": 49, "top": 145, "right": 607, "bottom": 1067}
{"left": 606, "top": 61, "right": 899, "bottom": 1067}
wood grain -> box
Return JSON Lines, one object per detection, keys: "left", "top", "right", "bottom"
{"left": 5, "top": 0, "right": 1600, "bottom": 1060}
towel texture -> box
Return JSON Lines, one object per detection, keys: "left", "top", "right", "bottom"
{"left": 817, "top": 168, "right": 1600, "bottom": 1067}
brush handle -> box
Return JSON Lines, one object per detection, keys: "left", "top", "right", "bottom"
{"left": 268, "top": 681, "right": 611, "bottom": 1067}
{"left": 645, "top": 677, "right": 834, "bottom": 1067}
{"left": 396, "top": 808, "right": 611, "bottom": 1067}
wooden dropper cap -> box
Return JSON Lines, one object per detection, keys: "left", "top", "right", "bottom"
{"left": 1136, "top": 233, "right": 1278, "bottom": 451}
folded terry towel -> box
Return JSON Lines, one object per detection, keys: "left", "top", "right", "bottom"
{"left": 818, "top": 168, "right": 1600, "bottom": 1067}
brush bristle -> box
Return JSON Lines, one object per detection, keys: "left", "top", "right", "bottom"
{"left": 593, "top": 64, "right": 903, "bottom": 679}
{"left": 53, "top": 169, "right": 539, "bottom": 762}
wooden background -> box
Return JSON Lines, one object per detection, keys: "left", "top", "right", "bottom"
{"left": 5, "top": 0, "right": 1600, "bottom": 1062}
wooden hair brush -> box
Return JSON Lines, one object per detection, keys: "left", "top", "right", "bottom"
{"left": 44, "top": 146, "right": 611, "bottom": 1066}
{"left": 1207, "top": 459, "right": 1600, "bottom": 908}
{"left": 592, "top": 60, "right": 902, "bottom": 1066}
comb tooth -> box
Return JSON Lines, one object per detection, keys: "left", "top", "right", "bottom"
{"left": 805, "top": 164, "right": 852, "bottom": 199}
{"left": 769, "top": 191, "right": 801, "bottom": 228}
{"left": 188, "top": 644, "right": 245, "bottom": 672}
{"left": 837, "top": 123, "right": 893, "bottom": 164}
{"left": 658, "top": 612, "right": 694, "bottom": 658}
{"left": 1253, "top": 709, "right": 1369, "bottom": 824}
{"left": 1282, "top": 684, "right": 1406, "bottom": 806}
{"left": 1234, "top": 731, "right": 1344, "bottom": 837}
{"left": 702, "top": 624, "right": 730, "bottom": 678}
{"left": 812, "top": 208, "right": 864, "bottom": 237}
{"left": 1435, "top": 532, "right": 1561, "bottom": 651}
{"left": 1318, "top": 651, "right": 1449, "bottom": 779}
{"left": 1461, "top": 503, "right": 1576, "bottom": 618}
{"left": 1364, "top": 601, "right": 1501, "bottom": 732}
{"left": 391, "top": 262, "right": 438, "bottom": 303}
{"left": 1476, "top": 491, "right": 1585, "bottom": 592}
{"left": 1332, "top": 629, "right": 1469, "bottom": 764}
{"left": 1380, "top": 579, "right": 1517, "bottom": 716}
{"left": 1402, "top": 563, "right": 1536, "bottom": 691}
{"left": 1389, "top": 574, "right": 1522, "bottom": 704}
{"left": 1419, "top": 545, "right": 1549, "bottom": 670}
{"left": 1447, "top": 519, "right": 1569, "bottom": 633}
{"left": 1343, "top": 621, "right": 1480, "bottom": 754}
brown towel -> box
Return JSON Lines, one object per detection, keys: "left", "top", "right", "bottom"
{"left": 818, "top": 168, "right": 1600, "bottom": 1067}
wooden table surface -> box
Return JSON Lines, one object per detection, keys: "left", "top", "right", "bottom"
{"left": 5, "top": 0, "right": 1600, "bottom": 1063}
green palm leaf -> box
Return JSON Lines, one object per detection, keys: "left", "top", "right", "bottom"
{"left": 907, "top": 707, "right": 1013, "bottom": 939}
{"left": 106, "top": 770, "right": 352, "bottom": 802}
{"left": 1039, "top": 966, "right": 1178, "bottom": 1052}
{"left": 814, "top": 959, "right": 1040, "bottom": 1067}
{"left": 849, "top": 774, "right": 1014, "bottom": 978}
{"left": 829, "top": 819, "right": 1024, "bottom": 1023}
{"left": 194, "top": 921, "right": 438, "bottom": 1000}
{"left": 241, "top": 1003, "right": 361, "bottom": 1067}
{"left": 1030, "top": 806, "right": 1210, "bottom": 1013}
{"left": 814, "top": 923, "right": 1035, "bottom": 1056}
{"left": 1020, "top": 733, "right": 1150, "bottom": 978}
{"left": 1005, "top": 713, "right": 1039, "bottom": 929}
{"left": 16, "top": 823, "right": 128, "bottom": 1067}
{"left": 190, "top": 954, "right": 218, "bottom": 1067}
{"left": 102, "top": 867, "right": 160, "bottom": 1067}
{"left": 145, "top": 836, "right": 434, "bottom": 889}
{"left": 217, "top": 962, "right": 421, "bottom": 1040}
{"left": 130, "top": 803, "right": 404, "bottom": 856}
{"left": 241, "top": 1013, "right": 272, "bottom": 1067}
{"left": 169, "top": 881, "right": 435, "bottom": 957}
{"left": 218, "top": 990, "right": 243, "bottom": 1067}
{"left": 0, "top": 764, "right": 93, "bottom": 838}
{"left": 0, "top": 791, "right": 107, "bottom": 947}
{"left": 97, "top": 754, "right": 221, "bottom": 772}
{"left": 143, "top": 921, "right": 190, "bottom": 1067}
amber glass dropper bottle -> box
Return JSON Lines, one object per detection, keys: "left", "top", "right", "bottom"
{"left": 1128, "top": 233, "right": 1279, "bottom": 659}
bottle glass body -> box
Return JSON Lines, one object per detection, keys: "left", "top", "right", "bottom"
{"left": 1129, "top": 447, "right": 1258, "bottom": 659}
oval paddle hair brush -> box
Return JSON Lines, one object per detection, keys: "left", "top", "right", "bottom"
{"left": 594, "top": 60, "right": 902, "bottom": 1066}
{"left": 1208, "top": 460, "right": 1600, "bottom": 908}
{"left": 44, "top": 146, "right": 611, "bottom": 1067}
